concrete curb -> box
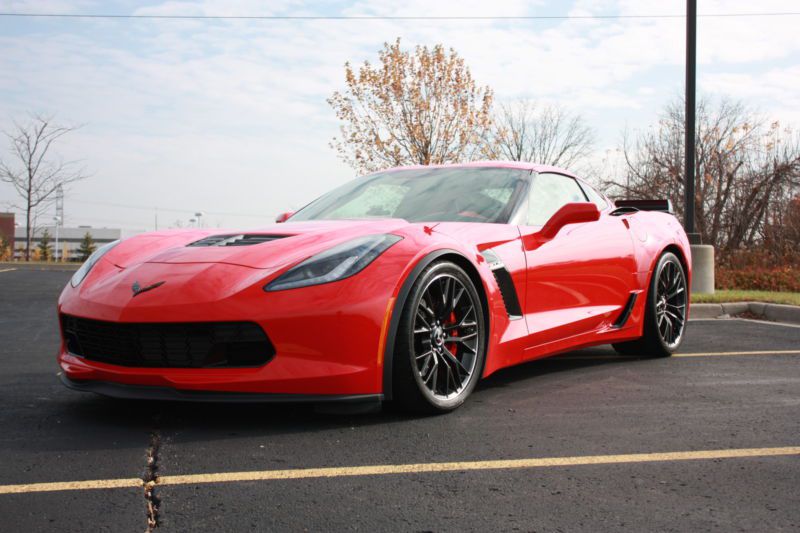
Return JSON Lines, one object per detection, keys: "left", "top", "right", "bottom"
{"left": 0, "top": 262, "right": 79, "bottom": 272}
{"left": 691, "top": 302, "right": 800, "bottom": 325}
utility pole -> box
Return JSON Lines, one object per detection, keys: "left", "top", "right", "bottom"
{"left": 54, "top": 185, "right": 64, "bottom": 261}
{"left": 684, "top": 0, "right": 699, "bottom": 245}
{"left": 684, "top": 0, "right": 714, "bottom": 294}
{"left": 53, "top": 216, "right": 60, "bottom": 262}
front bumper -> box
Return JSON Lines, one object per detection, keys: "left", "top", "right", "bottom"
{"left": 58, "top": 260, "right": 402, "bottom": 396}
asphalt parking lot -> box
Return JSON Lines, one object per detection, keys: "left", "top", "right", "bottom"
{"left": 1, "top": 268, "right": 798, "bottom": 532}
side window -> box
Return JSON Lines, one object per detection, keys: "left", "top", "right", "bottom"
{"left": 580, "top": 182, "right": 609, "bottom": 210}
{"left": 527, "top": 173, "right": 588, "bottom": 225}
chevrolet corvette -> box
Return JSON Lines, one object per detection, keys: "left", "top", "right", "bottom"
{"left": 58, "top": 162, "right": 690, "bottom": 412}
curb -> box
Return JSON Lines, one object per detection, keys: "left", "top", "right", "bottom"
{"left": 691, "top": 302, "right": 800, "bottom": 325}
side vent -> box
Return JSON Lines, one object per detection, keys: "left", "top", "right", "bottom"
{"left": 610, "top": 206, "right": 639, "bottom": 216}
{"left": 612, "top": 292, "right": 638, "bottom": 328}
{"left": 480, "top": 249, "right": 523, "bottom": 320}
{"left": 188, "top": 234, "right": 288, "bottom": 247}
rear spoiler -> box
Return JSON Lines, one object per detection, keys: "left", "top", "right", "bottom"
{"left": 613, "top": 199, "right": 673, "bottom": 214}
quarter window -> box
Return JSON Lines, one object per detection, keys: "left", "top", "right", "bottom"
{"left": 580, "top": 182, "right": 609, "bottom": 210}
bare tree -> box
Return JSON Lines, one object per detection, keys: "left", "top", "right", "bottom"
{"left": 328, "top": 38, "right": 493, "bottom": 174}
{"left": 483, "top": 100, "right": 595, "bottom": 168}
{"left": 0, "top": 115, "right": 87, "bottom": 260}
{"left": 605, "top": 97, "right": 800, "bottom": 257}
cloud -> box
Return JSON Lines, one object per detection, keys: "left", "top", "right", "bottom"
{"left": 701, "top": 66, "right": 800, "bottom": 125}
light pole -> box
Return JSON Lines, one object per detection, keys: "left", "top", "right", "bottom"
{"left": 685, "top": 0, "right": 714, "bottom": 294}
{"left": 194, "top": 211, "right": 205, "bottom": 228}
{"left": 684, "top": 0, "right": 699, "bottom": 244}
{"left": 53, "top": 216, "right": 61, "bottom": 262}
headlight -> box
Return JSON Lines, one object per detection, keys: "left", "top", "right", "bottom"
{"left": 70, "top": 240, "right": 120, "bottom": 287}
{"left": 264, "top": 234, "right": 402, "bottom": 291}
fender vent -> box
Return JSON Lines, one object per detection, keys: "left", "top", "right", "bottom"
{"left": 481, "top": 249, "right": 522, "bottom": 320}
{"left": 612, "top": 292, "right": 638, "bottom": 328}
{"left": 492, "top": 268, "right": 523, "bottom": 319}
{"left": 188, "top": 234, "right": 288, "bottom": 247}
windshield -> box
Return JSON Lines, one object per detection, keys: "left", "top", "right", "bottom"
{"left": 289, "top": 167, "right": 530, "bottom": 224}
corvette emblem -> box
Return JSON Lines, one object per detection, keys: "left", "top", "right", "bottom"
{"left": 131, "top": 280, "right": 166, "bottom": 297}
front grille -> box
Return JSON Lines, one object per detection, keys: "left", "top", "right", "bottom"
{"left": 60, "top": 314, "right": 275, "bottom": 368}
{"left": 187, "top": 234, "right": 287, "bottom": 247}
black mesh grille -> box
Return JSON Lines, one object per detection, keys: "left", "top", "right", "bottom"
{"left": 187, "top": 234, "right": 287, "bottom": 247}
{"left": 60, "top": 314, "right": 275, "bottom": 368}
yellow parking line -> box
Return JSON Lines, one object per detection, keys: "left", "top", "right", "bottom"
{"left": 0, "top": 268, "right": 16, "bottom": 273}
{"left": 2, "top": 448, "right": 799, "bottom": 495}
{"left": 155, "top": 447, "right": 800, "bottom": 487}
{"left": 0, "top": 477, "right": 142, "bottom": 495}
{"left": 676, "top": 350, "right": 800, "bottom": 357}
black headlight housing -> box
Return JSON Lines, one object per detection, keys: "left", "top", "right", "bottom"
{"left": 264, "top": 234, "right": 402, "bottom": 292}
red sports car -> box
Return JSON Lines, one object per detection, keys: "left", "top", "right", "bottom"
{"left": 58, "top": 162, "right": 690, "bottom": 412}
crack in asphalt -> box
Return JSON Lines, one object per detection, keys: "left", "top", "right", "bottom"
{"left": 143, "top": 419, "right": 162, "bottom": 532}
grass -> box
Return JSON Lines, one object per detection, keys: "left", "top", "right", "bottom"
{"left": 692, "top": 290, "right": 800, "bottom": 306}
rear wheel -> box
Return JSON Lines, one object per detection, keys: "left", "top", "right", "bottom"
{"left": 392, "top": 261, "right": 486, "bottom": 413}
{"left": 613, "top": 252, "right": 687, "bottom": 358}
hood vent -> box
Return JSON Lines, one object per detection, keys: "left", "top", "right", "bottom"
{"left": 187, "top": 234, "right": 288, "bottom": 247}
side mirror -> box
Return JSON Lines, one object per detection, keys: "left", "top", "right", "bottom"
{"left": 539, "top": 202, "right": 600, "bottom": 240}
{"left": 275, "top": 211, "right": 294, "bottom": 223}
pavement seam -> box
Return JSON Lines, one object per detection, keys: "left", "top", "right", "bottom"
{"left": 143, "top": 422, "right": 162, "bottom": 532}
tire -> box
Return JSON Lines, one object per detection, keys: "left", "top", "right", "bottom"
{"left": 613, "top": 251, "right": 688, "bottom": 358}
{"left": 391, "top": 261, "right": 487, "bottom": 413}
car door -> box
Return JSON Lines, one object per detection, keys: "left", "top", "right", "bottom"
{"left": 520, "top": 172, "right": 637, "bottom": 348}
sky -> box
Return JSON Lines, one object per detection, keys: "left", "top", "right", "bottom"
{"left": 0, "top": 0, "right": 799, "bottom": 233}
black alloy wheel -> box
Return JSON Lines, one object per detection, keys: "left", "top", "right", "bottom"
{"left": 613, "top": 252, "right": 687, "bottom": 358}
{"left": 392, "top": 261, "right": 486, "bottom": 413}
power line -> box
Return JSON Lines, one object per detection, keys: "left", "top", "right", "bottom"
{"left": 0, "top": 12, "right": 798, "bottom": 21}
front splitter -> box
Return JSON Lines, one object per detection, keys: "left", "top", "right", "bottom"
{"left": 60, "top": 373, "right": 383, "bottom": 405}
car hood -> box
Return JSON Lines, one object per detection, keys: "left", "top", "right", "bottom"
{"left": 105, "top": 219, "right": 414, "bottom": 270}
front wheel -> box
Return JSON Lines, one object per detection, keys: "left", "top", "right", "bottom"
{"left": 391, "top": 261, "right": 486, "bottom": 413}
{"left": 613, "top": 251, "right": 687, "bottom": 358}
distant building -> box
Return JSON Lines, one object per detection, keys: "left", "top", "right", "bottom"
{"left": 14, "top": 226, "right": 122, "bottom": 261}
{"left": 0, "top": 213, "right": 14, "bottom": 249}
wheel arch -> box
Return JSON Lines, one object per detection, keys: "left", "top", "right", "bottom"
{"left": 643, "top": 243, "right": 690, "bottom": 292}
{"left": 663, "top": 244, "right": 690, "bottom": 282}
{"left": 381, "top": 249, "right": 490, "bottom": 401}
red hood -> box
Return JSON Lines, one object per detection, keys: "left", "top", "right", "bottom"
{"left": 105, "top": 219, "right": 413, "bottom": 270}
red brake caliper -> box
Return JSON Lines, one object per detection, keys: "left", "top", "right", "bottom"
{"left": 445, "top": 311, "right": 458, "bottom": 357}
